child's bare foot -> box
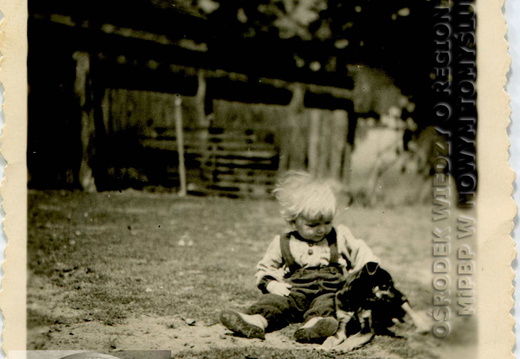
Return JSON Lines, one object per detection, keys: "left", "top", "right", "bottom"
{"left": 220, "top": 310, "right": 266, "bottom": 339}
{"left": 294, "top": 317, "right": 339, "bottom": 343}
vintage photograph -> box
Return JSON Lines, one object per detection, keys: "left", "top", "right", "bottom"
{"left": 0, "top": 0, "right": 511, "bottom": 357}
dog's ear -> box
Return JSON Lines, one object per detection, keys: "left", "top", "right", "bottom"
{"left": 380, "top": 267, "right": 394, "bottom": 283}
{"left": 365, "top": 262, "right": 379, "bottom": 275}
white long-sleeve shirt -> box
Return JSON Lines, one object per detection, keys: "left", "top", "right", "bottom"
{"left": 255, "top": 224, "right": 380, "bottom": 287}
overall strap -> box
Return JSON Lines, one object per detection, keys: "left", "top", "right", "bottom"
{"left": 281, "top": 229, "right": 339, "bottom": 269}
{"left": 326, "top": 228, "right": 339, "bottom": 264}
{"left": 280, "top": 232, "right": 301, "bottom": 273}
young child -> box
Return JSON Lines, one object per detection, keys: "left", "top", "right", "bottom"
{"left": 220, "top": 171, "right": 384, "bottom": 343}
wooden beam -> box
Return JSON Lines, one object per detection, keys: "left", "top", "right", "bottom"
{"left": 330, "top": 110, "right": 348, "bottom": 180}
{"left": 166, "top": 63, "right": 353, "bottom": 101}
{"left": 307, "top": 109, "right": 321, "bottom": 176}
{"left": 174, "top": 96, "right": 187, "bottom": 197}
{"left": 73, "top": 51, "right": 97, "bottom": 192}
{"left": 195, "top": 70, "right": 208, "bottom": 128}
{"left": 31, "top": 13, "right": 355, "bottom": 104}
{"left": 279, "top": 83, "right": 306, "bottom": 173}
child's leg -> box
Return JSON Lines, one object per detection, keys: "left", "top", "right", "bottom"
{"left": 246, "top": 293, "right": 299, "bottom": 330}
{"left": 220, "top": 310, "right": 267, "bottom": 339}
{"left": 221, "top": 293, "right": 297, "bottom": 339}
{"left": 294, "top": 293, "right": 339, "bottom": 343}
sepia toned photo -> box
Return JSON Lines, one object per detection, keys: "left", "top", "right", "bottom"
{"left": 0, "top": 0, "right": 515, "bottom": 358}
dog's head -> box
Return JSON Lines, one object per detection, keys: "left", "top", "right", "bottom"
{"left": 364, "top": 263, "right": 396, "bottom": 302}
{"left": 337, "top": 262, "right": 397, "bottom": 310}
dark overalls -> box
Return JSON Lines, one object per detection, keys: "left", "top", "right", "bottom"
{"left": 247, "top": 230, "right": 347, "bottom": 331}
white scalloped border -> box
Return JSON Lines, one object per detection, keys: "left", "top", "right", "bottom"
{"left": 0, "top": 0, "right": 29, "bottom": 356}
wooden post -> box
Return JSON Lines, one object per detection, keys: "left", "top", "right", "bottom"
{"left": 279, "top": 83, "right": 305, "bottom": 173}
{"left": 307, "top": 109, "right": 321, "bottom": 176}
{"left": 174, "top": 96, "right": 187, "bottom": 197}
{"left": 164, "top": 93, "right": 174, "bottom": 128}
{"left": 317, "top": 110, "right": 332, "bottom": 176}
{"left": 101, "top": 89, "right": 110, "bottom": 135}
{"left": 342, "top": 143, "right": 352, "bottom": 185}
{"left": 73, "top": 51, "right": 97, "bottom": 192}
{"left": 289, "top": 109, "right": 307, "bottom": 170}
{"left": 195, "top": 70, "right": 209, "bottom": 160}
{"left": 330, "top": 110, "right": 347, "bottom": 180}
{"left": 195, "top": 70, "right": 208, "bottom": 129}
{"left": 342, "top": 111, "right": 355, "bottom": 186}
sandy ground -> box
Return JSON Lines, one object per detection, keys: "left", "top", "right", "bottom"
{"left": 26, "top": 191, "right": 477, "bottom": 359}
{"left": 30, "top": 314, "right": 434, "bottom": 359}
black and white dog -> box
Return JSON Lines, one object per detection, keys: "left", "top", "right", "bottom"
{"left": 322, "top": 262, "right": 428, "bottom": 352}
{"left": 335, "top": 262, "right": 407, "bottom": 336}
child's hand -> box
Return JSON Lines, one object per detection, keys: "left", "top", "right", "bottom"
{"left": 266, "top": 281, "right": 292, "bottom": 296}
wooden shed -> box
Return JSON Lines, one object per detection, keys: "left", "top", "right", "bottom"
{"left": 27, "top": 0, "right": 436, "bottom": 200}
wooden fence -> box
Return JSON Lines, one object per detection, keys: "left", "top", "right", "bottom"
{"left": 103, "top": 88, "right": 353, "bottom": 197}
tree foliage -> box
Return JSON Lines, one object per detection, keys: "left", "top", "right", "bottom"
{"left": 192, "top": 0, "right": 433, "bottom": 80}
{"left": 160, "top": 0, "right": 435, "bottom": 115}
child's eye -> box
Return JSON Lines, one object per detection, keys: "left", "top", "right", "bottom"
{"left": 307, "top": 221, "right": 331, "bottom": 227}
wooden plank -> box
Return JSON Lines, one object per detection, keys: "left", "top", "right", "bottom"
{"left": 73, "top": 51, "right": 97, "bottom": 192}
{"left": 329, "top": 110, "right": 347, "bottom": 180}
{"left": 207, "top": 149, "right": 277, "bottom": 158}
{"left": 211, "top": 167, "right": 277, "bottom": 178}
{"left": 208, "top": 142, "right": 275, "bottom": 151}
{"left": 206, "top": 160, "right": 275, "bottom": 169}
{"left": 208, "top": 181, "right": 273, "bottom": 192}
{"left": 213, "top": 174, "right": 277, "bottom": 184}
{"left": 341, "top": 110, "right": 352, "bottom": 185}
{"left": 279, "top": 84, "right": 305, "bottom": 172}
{"left": 208, "top": 133, "right": 257, "bottom": 141}
{"left": 307, "top": 108, "right": 321, "bottom": 176}
{"left": 195, "top": 70, "right": 208, "bottom": 128}
{"left": 289, "top": 107, "right": 308, "bottom": 170}
{"left": 174, "top": 96, "right": 187, "bottom": 196}
{"left": 140, "top": 143, "right": 277, "bottom": 160}
{"left": 204, "top": 167, "right": 277, "bottom": 177}
{"left": 101, "top": 89, "right": 110, "bottom": 134}
{"left": 342, "top": 143, "right": 353, "bottom": 185}
{"left": 139, "top": 139, "right": 206, "bottom": 155}
{"left": 317, "top": 110, "right": 332, "bottom": 176}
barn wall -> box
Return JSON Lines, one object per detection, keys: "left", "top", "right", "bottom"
{"left": 88, "top": 93, "right": 358, "bottom": 196}
{"left": 25, "top": 21, "right": 423, "bottom": 203}
{"left": 211, "top": 101, "right": 352, "bottom": 182}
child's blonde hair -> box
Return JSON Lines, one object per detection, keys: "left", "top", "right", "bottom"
{"left": 272, "top": 171, "right": 337, "bottom": 223}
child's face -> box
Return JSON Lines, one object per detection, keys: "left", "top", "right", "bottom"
{"left": 293, "top": 215, "right": 333, "bottom": 242}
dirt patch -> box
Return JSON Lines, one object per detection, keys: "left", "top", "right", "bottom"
{"left": 27, "top": 191, "right": 477, "bottom": 358}
{"left": 30, "top": 315, "right": 312, "bottom": 352}
{"left": 29, "top": 314, "right": 434, "bottom": 359}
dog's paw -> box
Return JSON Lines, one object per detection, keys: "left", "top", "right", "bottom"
{"left": 320, "top": 332, "right": 347, "bottom": 351}
{"left": 411, "top": 311, "right": 432, "bottom": 334}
